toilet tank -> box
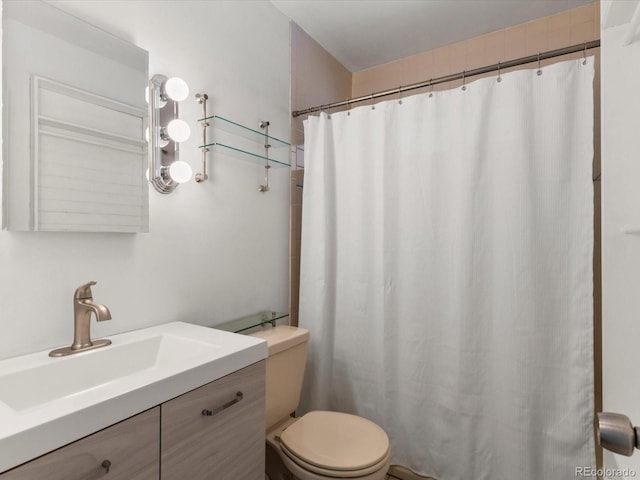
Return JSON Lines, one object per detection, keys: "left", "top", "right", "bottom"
{"left": 249, "top": 326, "right": 309, "bottom": 431}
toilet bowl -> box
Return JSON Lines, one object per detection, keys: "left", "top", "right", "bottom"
{"left": 250, "top": 326, "right": 390, "bottom": 480}
{"left": 268, "top": 412, "right": 390, "bottom": 480}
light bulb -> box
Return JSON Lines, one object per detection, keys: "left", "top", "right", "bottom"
{"left": 145, "top": 168, "right": 150, "bottom": 181}
{"left": 169, "top": 161, "right": 192, "bottom": 183}
{"left": 145, "top": 127, "right": 149, "bottom": 143}
{"left": 164, "top": 77, "right": 189, "bottom": 102}
{"left": 167, "top": 119, "right": 191, "bottom": 142}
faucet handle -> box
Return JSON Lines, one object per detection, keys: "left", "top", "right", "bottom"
{"left": 74, "top": 281, "right": 97, "bottom": 300}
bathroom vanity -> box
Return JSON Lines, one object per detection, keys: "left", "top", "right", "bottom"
{"left": 0, "top": 323, "right": 267, "bottom": 480}
{"left": 162, "top": 361, "right": 264, "bottom": 479}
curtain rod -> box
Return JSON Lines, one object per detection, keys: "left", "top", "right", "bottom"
{"left": 292, "top": 39, "right": 600, "bottom": 118}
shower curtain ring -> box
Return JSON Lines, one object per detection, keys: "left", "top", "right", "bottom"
{"left": 347, "top": 97, "right": 351, "bottom": 116}
{"left": 429, "top": 79, "right": 434, "bottom": 98}
{"left": 398, "top": 86, "right": 403, "bottom": 104}
{"left": 461, "top": 70, "right": 467, "bottom": 91}
{"left": 371, "top": 93, "right": 375, "bottom": 110}
{"left": 582, "top": 42, "right": 587, "bottom": 65}
{"left": 497, "top": 61, "right": 502, "bottom": 83}
{"left": 537, "top": 53, "right": 543, "bottom": 76}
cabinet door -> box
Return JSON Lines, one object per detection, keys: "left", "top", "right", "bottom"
{"left": 0, "top": 407, "right": 159, "bottom": 480}
{"left": 161, "top": 361, "right": 265, "bottom": 480}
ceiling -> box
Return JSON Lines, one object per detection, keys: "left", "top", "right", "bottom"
{"left": 270, "top": 0, "right": 597, "bottom": 72}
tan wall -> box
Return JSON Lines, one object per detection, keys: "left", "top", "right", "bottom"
{"left": 291, "top": 22, "right": 352, "bottom": 147}
{"left": 352, "top": 3, "right": 599, "bottom": 98}
{"left": 289, "top": 23, "right": 352, "bottom": 325}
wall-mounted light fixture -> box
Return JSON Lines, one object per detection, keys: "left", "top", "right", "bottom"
{"left": 148, "top": 74, "right": 192, "bottom": 194}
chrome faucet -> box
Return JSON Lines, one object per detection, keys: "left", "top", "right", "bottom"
{"left": 49, "top": 281, "right": 112, "bottom": 357}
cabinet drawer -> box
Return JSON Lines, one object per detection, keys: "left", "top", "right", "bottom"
{"left": 0, "top": 407, "right": 159, "bottom": 480}
{"left": 161, "top": 360, "right": 265, "bottom": 480}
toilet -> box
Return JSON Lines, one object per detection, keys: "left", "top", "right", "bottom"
{"left": 249, "top": 326, "right": 390, "bottom": 480}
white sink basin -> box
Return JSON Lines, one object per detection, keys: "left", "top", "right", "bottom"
{"left": 0, "top": 333, "right": 220, "bottom": 411}
{"left": 0, "top": 322, "right": 267, "bottom": 473}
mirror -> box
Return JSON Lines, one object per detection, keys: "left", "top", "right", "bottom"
{"left": 2, "top": 0, "right": 149, "bottom": 232}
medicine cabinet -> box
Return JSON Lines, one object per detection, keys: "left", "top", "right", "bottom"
{"left": 2, "top": 0, "right": 149, "bottom": 232}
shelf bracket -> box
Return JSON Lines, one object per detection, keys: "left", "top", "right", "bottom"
{"left": 259, "top": 120, "right": 271, "bottom": 193}
{"left": 195, "top": 93, "right": 209, "bottom": 183}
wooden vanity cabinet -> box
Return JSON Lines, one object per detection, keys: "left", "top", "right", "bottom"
{"left": 0, "top": 361, "right": 266, "bottom": 480}
{"left": 0, "top": 407, "right": 159, "bottom": 480}
{"left": 161, "top": 360, "right": 266, "bottom": 480}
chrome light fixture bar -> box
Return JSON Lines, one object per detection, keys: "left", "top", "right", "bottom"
{"left": 148, "top": 74, "right": 192, "bottom": 194}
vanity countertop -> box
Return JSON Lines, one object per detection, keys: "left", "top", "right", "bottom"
{"left": 0, "top": 322, "right": 267, "bottom": 473}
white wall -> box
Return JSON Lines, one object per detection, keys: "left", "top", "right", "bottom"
{"left": 601, "top": 0, "right": 640, "bottom": 475}
{"left": 0, "top": 0, "right": 291, "bottom": 359}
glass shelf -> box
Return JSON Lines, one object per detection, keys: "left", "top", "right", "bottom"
{"left": 199, "top": 142, "right": 290, "bottom": 168}
{"left": 198, "top": 115, "right": 290, "bottom": 149}
{"left": 213, "top": 311, "right": 289, "bottom": 334}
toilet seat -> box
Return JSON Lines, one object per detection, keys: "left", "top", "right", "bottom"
{"left": 280, "top": 442, "right": 390, "bottom": 478}
{"left": 279, "top": 411, "right": 390, "bottom": 478}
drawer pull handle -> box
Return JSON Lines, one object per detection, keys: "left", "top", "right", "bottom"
{"left": 201, "top": 391, "right": 243, "bottom": 417}
{"left": 101, "top": 460, "right": 111, "bottom": 474}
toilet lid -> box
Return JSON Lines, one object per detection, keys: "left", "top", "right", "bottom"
{"left": 279, "top": 411, "right": 389, "bottom": 471}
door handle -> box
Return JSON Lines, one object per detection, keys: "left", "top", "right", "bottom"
{"left": 597, "top": 412, "right": 640, "bottom": 456}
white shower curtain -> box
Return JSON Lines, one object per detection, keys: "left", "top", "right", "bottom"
{"left": 299, "top": 58, "right": 594, "bottom": 480}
